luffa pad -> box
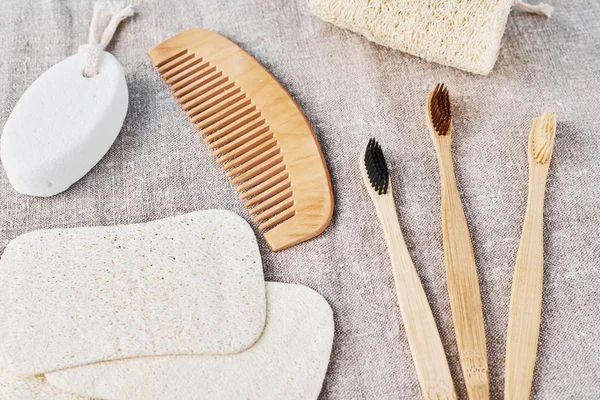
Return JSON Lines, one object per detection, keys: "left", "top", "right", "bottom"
{"left": 309, "top": 0, "right": 514, "bottom": 75}
{"left": 0, "top": 368, "right": 86, "bottom": 400}
{"left": 46, "top": 282, "right": 335, "bottom": 400}
{"left": 0, "top": 210, "right": 266, "bottom": 375}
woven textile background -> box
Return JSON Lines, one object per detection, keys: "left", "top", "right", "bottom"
{"left": 1, "top": 0, "right": 599, "bottom": 398}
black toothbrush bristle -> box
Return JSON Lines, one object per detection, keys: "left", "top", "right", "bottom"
{"left": 364, "top": 138, "right": 389, "bottom": 195}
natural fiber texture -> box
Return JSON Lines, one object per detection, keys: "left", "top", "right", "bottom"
{"left": 0, "top": 368, "right": 86, "bottom": 400}
{"left": 0, "top": 0, "right": 599, "bottom": 398}
{"left": 46, "top": 282, "right": 335, "bottom": 400}
{"left": 309, "top": 0, "right": 516, "bottom": 75}
{"left": 0, "top": 210, "right": 266, "bottom": 375}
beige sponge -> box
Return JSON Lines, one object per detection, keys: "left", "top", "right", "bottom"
{"left": 0, "top": 210, "right": 266, "bottom": 375}
{"left": 309, "top": 0, "right": 515, "bottom": 74}
{"left": 46, "top": 282, "right": 335, "bottom": 400}
{"left": 0, "top": 368, "right": 87, "bottom": 400}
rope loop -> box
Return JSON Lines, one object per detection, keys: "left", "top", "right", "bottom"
{"left": 82, "top": 2, "right": 134, "bottom": 78}
{"left": 514, "top": 0, "right": 554, "bottom": 18}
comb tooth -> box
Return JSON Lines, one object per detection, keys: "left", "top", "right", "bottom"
{"left": 249, "top": 187, "right": 293, "bottom": 215}
{"left": 216, "top": 132, "right": 274, "bottom": 163}
{"left": 203, "top": 111, "right": 263, "bottom": 144}
{"left": 163, "top": 57, "right": 205, "bottom": 83}
{"left": 222, "top": 140, "right": 278, "bottom": 172}
{"left": 169, "top": 62, "right": 213, "bottom": 91}
{"left": 190, "top": 92, "right": 247, "bottom": 123}
{"left": 239, "top": 171, "right": 289, "bottom": 200}
{"left": 181, "top": 80, "right": 234, "bottom": 110}
{"left": 258, "top": 208, "right": 296, "bottom": 231}
{"left": 177, "top": 71, "right": 225, "bottom": 102}
{"left": 244, "top": 179, "right": 291, "bottom": 207}
{"left": 155, "top": 49, "right": 188, "bottom": 69}
{"left": 254, "top": 198, "right": 295, "bottom": 223}
{"left": 210, "top": 124, "right": 269, "bottom": 153}
{"left": 221, "top": 144, "right": 281, "bottom": 178}
{"left": 193, "top": 98, "right": 252, "bottom": 127}
{"left": 235, "top": 164, "right": 286, "bottom": 192}
{"left": 230, "top": 154, "right": 284, "bottom": 185}
{"left": 196, "top": 103, "right": 256, "bottom": 133}
{"left": 187, "top": 87, "right": 242, "bottom": 117}
{"left": 201, "top": 110, "right": 262, "bottom": 141}
{"left": 157, "top": 51, "right": 192, "bottom": 73}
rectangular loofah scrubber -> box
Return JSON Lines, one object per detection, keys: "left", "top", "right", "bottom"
{"left": 46, "top": 282, "right": 335, "bottom": 400}
{"left": 0, "top": 210, "right": 266, "bottom": 376}
{"left": 309, "top": 0, "right": 516, "bottom": 75}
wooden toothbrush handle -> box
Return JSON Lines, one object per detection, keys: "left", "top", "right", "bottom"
{"left": 438, "top": 153, "right": 489, "bottom": 400}
{"left": 505, "top": 170, "right": 547, "bottom": 400}
{"left": 376, "top": 194, "right": 456, "bottom": 400}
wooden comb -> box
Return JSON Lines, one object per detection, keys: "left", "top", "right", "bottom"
{"left": 147, "top": 29, "right": 334, "bottom": 251}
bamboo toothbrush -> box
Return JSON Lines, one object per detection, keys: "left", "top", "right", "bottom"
{"left": 360, "top": 138, "right": 456, "bottom": 400}
{"left": 426, "top": 84, "right": 489, "bottom": 400}
{"left": 505, "top": 112, "right": 556, "bottom": 400}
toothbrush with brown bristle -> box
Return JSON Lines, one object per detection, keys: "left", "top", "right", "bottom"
{"left": 426, "top": 84, "right": 489, "bottom": 400}
{"left": 360, "top": 138, "right": 457, "bottom": 400}
{"left": 505, "top": 112, "right": 556, "bottom": 400}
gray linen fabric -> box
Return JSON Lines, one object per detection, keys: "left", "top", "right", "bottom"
{"left": 1, "top": 0, "right": 599, "bottom": 398}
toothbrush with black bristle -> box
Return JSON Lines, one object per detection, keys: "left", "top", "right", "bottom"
{"left": 359, "top": 138, "right": 456, "bottom": 400}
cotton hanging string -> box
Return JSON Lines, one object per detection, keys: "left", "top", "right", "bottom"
{"left": 514, "top": 0, "right": 554, "bottom": 18}
{"left": 83, "top": 2, "right": 135, "bottom": 78}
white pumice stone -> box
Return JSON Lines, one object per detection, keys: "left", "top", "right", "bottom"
{"left": 0, "top": 50, "right": 128, "bottom": 197}
{"left": 0, "top": 210, "right": 266, "bottom": 376}
{"left": 46, "top": 282, "right": 335, "bottom": 400}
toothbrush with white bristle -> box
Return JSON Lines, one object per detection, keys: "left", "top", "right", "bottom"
{"left": 505, "top": 112, "right": 556, "bottom": 400}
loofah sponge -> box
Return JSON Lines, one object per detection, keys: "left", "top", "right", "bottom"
{"left": 0, "top": 368, "right": 86, "bottom": 400}
{"left": 310, "top": 0, "right": 520, "bottom": 74}
{"left": 0, "top": 210, "right": 266, "bottom": 376}
{"left": 46, "top": 282, "right": 335, "bottom": 400}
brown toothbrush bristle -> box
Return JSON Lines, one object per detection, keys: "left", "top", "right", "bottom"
{"left": 429, "top": 83, "right": 452, "bottom": 135}
{"left": 148, "top": 29, "right": 334, "bottom": 251}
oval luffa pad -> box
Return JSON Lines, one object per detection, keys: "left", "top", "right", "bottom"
{"left": 0, "top": 210, "right": 266, "bottom": 375}
{"left": 46, "top": 282, "right": 335, "bottom": 400}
